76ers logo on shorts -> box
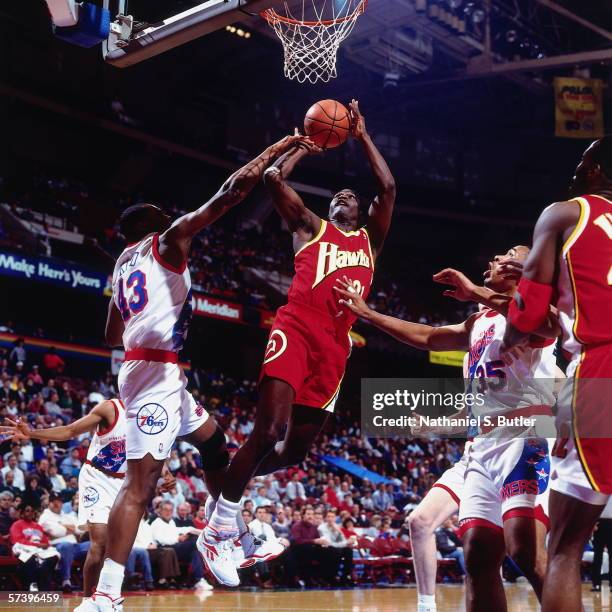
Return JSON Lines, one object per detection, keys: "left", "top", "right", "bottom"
{"left": 136, "top": 403, "right": 168, "bottom": 435}
{"left": 264, "top": 329, "right": 288, "bottom": 364}
{"left": 83, "top": 487, "right": 99, "bottom": 508}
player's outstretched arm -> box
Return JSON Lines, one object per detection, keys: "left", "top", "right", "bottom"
{"left": 433, "top": 266, "right": 560, "bottom": 339}
{"left": 334, "top": 277, "right": 473, "bottom": 351}
{"left": 350, "top": 100, "right": 396, "bottom": 258}
{"left": 0, "top": 400, "right": 115, "bottom": 442}
{"left": 263, "top": 140, "right": 322, "bottom": 245}
{"left": 105, "top": 298, "right": 124, "bottom": 347}
{"left": 503, "top": 201, "right": 580, "bottom": 349}
{"left": 159, "top": 133, "right": 312, "bottom": 265}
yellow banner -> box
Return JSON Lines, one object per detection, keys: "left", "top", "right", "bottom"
{"left": 554, "top": 77, "right": 604, "bottom": 139}
{"left": 429, "top": 350, "right": 466, "bottom": 367}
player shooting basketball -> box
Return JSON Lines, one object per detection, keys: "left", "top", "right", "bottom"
{"left": 200, "top": 100, "right": 396, "bottom": 586}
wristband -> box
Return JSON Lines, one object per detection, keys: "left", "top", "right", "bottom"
{"left": 508, "top": 278, "right": 553, "bottom": 333}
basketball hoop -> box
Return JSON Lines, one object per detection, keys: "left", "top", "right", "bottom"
{"left": 261, "top": 0, "right": 367, "bottom": 84}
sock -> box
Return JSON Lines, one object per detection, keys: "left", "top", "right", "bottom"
{"left": 204, "top": 494, "right": 217, "bottom": 521}
{"left": 417, "top": 594, "right": 436, "bottom": 612}
{"left": 96, "top": 558, "right": 125, "bottom": 599}
{"left": 209, "top": 494, "right": 240, "bottom": 528}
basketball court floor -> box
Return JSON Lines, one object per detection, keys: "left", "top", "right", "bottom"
{"left": 57, "top": 585, "right": 610, "bottom": 611}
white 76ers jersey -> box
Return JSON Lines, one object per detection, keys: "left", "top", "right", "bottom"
{"left": 467, "top": 308, "right": 556, "bottom": 418}
{"left": 86, "top": 399, "right": 127, "bottom": 474}
{"left": 112, "top": 233, "right": 193, "bottom": 352}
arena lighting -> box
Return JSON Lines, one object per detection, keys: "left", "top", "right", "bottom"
{"left": 225, "top": 24, "right": 252, "bottom": 38}
{"left": 505, "top": 29, "right": 517, "bottom": 43}
{"left": 472, "top": 8, "right": 485, "bottom": 23}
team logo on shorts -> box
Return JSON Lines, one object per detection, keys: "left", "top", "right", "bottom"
{"left": 83, "top": 487, "right": 99, "bottom": 508}
{"left": 136, "top": 403, "right": 169, "bottom": 435}
{"left": 263, "top": 329, "right": 288, "bottom": 364}
{"left": 195, "top": 403, "right": 204, "bottom": 417}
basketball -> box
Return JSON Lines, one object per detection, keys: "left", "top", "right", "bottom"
{"left": 304, "top": 99, "right": 351, "bottom": 149}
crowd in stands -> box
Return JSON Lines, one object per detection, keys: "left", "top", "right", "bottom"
{"left": 1, "top": 170, "right": 473, "bottom": 325}
{"left": 0, "top": 339, "right": 468, "bottom": 591}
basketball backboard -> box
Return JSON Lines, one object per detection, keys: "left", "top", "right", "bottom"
{"left": 103, "top": 0, "right": 280, "bottom": 67}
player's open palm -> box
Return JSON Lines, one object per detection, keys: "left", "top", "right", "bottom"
{"left": 433, "top": 268, "right": 476, "bottom": 302}
{"left": 335, "top": 276, "right": 370, "bottom": 317}
{"left": 498, "top": 257, "right": 524, "bottom": 282}
{"left": 0, "top": 418, "right": 31, "bottom": 441}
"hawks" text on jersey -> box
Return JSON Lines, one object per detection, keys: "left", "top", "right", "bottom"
{"left": 313, "top": 242, "right": 371, "bottom": 287}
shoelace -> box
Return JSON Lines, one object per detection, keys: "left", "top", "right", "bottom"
{"left": 216, "top": 537, "right": 236, "bottom": 560}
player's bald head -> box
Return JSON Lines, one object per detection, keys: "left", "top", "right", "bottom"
{"left": 570, "top": 135, "right": 612, "bottom": 197}
{"left": 514, "top": 245, "right": 530, "bottom": 260}
{"left": 119, "top": 203, "right": 171, "bottom": 244}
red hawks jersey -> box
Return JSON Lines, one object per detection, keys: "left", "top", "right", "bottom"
{"left": 557, "top": 194, "right": 612, "bottom": 360}
{"left": 287, "top": 220, "right": 374, "bottom": 328}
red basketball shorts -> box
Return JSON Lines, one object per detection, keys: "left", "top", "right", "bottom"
{"left": 259, "top": 303, "right": 351, "bottom": 411}
{"left": 551, "top": 344, "right": 612, "bottom": 502}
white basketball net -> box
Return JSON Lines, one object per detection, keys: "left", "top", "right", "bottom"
{"left": 261, "top": 0, "right": 367, "bottom": 84}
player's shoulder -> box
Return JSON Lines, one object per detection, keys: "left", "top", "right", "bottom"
{"left": 92, "top": 399, "right": 118, "bottom": 417}
{"left": 541, "top": 199, "right": 582, "bottom": 219}
{"left": 536, "top": 199, "right": 582, "bottom": 231}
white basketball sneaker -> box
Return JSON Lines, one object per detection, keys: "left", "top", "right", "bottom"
{"left": 74, "top": 593, "right": 124, "bottom": 612}
{"left": 236, "top": 531, "right": 287, "bottom": 569}
{"left": 197, "top": 523, "right": 240, "bottom": 587}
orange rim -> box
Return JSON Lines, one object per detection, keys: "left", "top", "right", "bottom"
{"left": 260, "top": 0, "right": 367, "bottom": 27}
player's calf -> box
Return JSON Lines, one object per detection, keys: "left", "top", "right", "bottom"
{"left": 504, "top": 516, "right": 547, "bottom": 601}
{"left": 463, "top": 525, "right": 507, "bottom": 612}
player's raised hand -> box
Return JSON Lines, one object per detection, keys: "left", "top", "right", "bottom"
{"left": 349, "top": 99, "right": 366, "bottom": 141}
{"left": 0, "top": 418, "right": 32, "bottom": 441}
{"left": 271, "top": 129, "right": 318, "bottom": 155}
{"left": 498, "top": 257, "right": 524, "bottom": 282}
{"left": 334, "top": 276, "right": 370, "bottom": 318}
{"left": 433, "top": 268, "right": 477, "bottom": 302}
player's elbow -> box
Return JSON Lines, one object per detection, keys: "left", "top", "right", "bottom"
{"left": 381, "top": 177, "right": 396, "bottom": 195}
{"left": 220, "top": 179, "right": 248, "bottom": 207}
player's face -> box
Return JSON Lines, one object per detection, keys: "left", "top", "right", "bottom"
{"left": 148, "top": 206, "right": 173, "bottom": 233}
{"left": 484, "top": 245, "right": 528, "bottom": 290}
{"left": 569, "top": 141, "right": 600, "bottom": 197}
{"left": 329, "top": 190, "right": 359, "bottom": 228}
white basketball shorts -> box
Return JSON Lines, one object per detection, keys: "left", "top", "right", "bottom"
{"left": 118, "top": 360, "right": 209, "bottom": 461}
{"left": 458, "top": 437, "right": 551, "bottom": 535}
{"left": 77, "top": 463, "right": 124, "bottom": 529}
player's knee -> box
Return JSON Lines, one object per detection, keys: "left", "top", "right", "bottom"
{"left": 508, "top": 545, "right": 540, "bottom": 578}
{"left": 408, "top": 509, "right": 434, "bottom": 538}
{"left": 256, "top": 421, "right": 285, "bottom": 452}
{"left": 124, "top": 472, "right": 160, "bottom": 505}
{"left": 196, "top": 426, "right": 230, "bottom": 471}
{"left": 87, "top": 540, "right": 106, "bottom": 564}
{"left": 280, "top": 442, "right": 309, "bottom": 465}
